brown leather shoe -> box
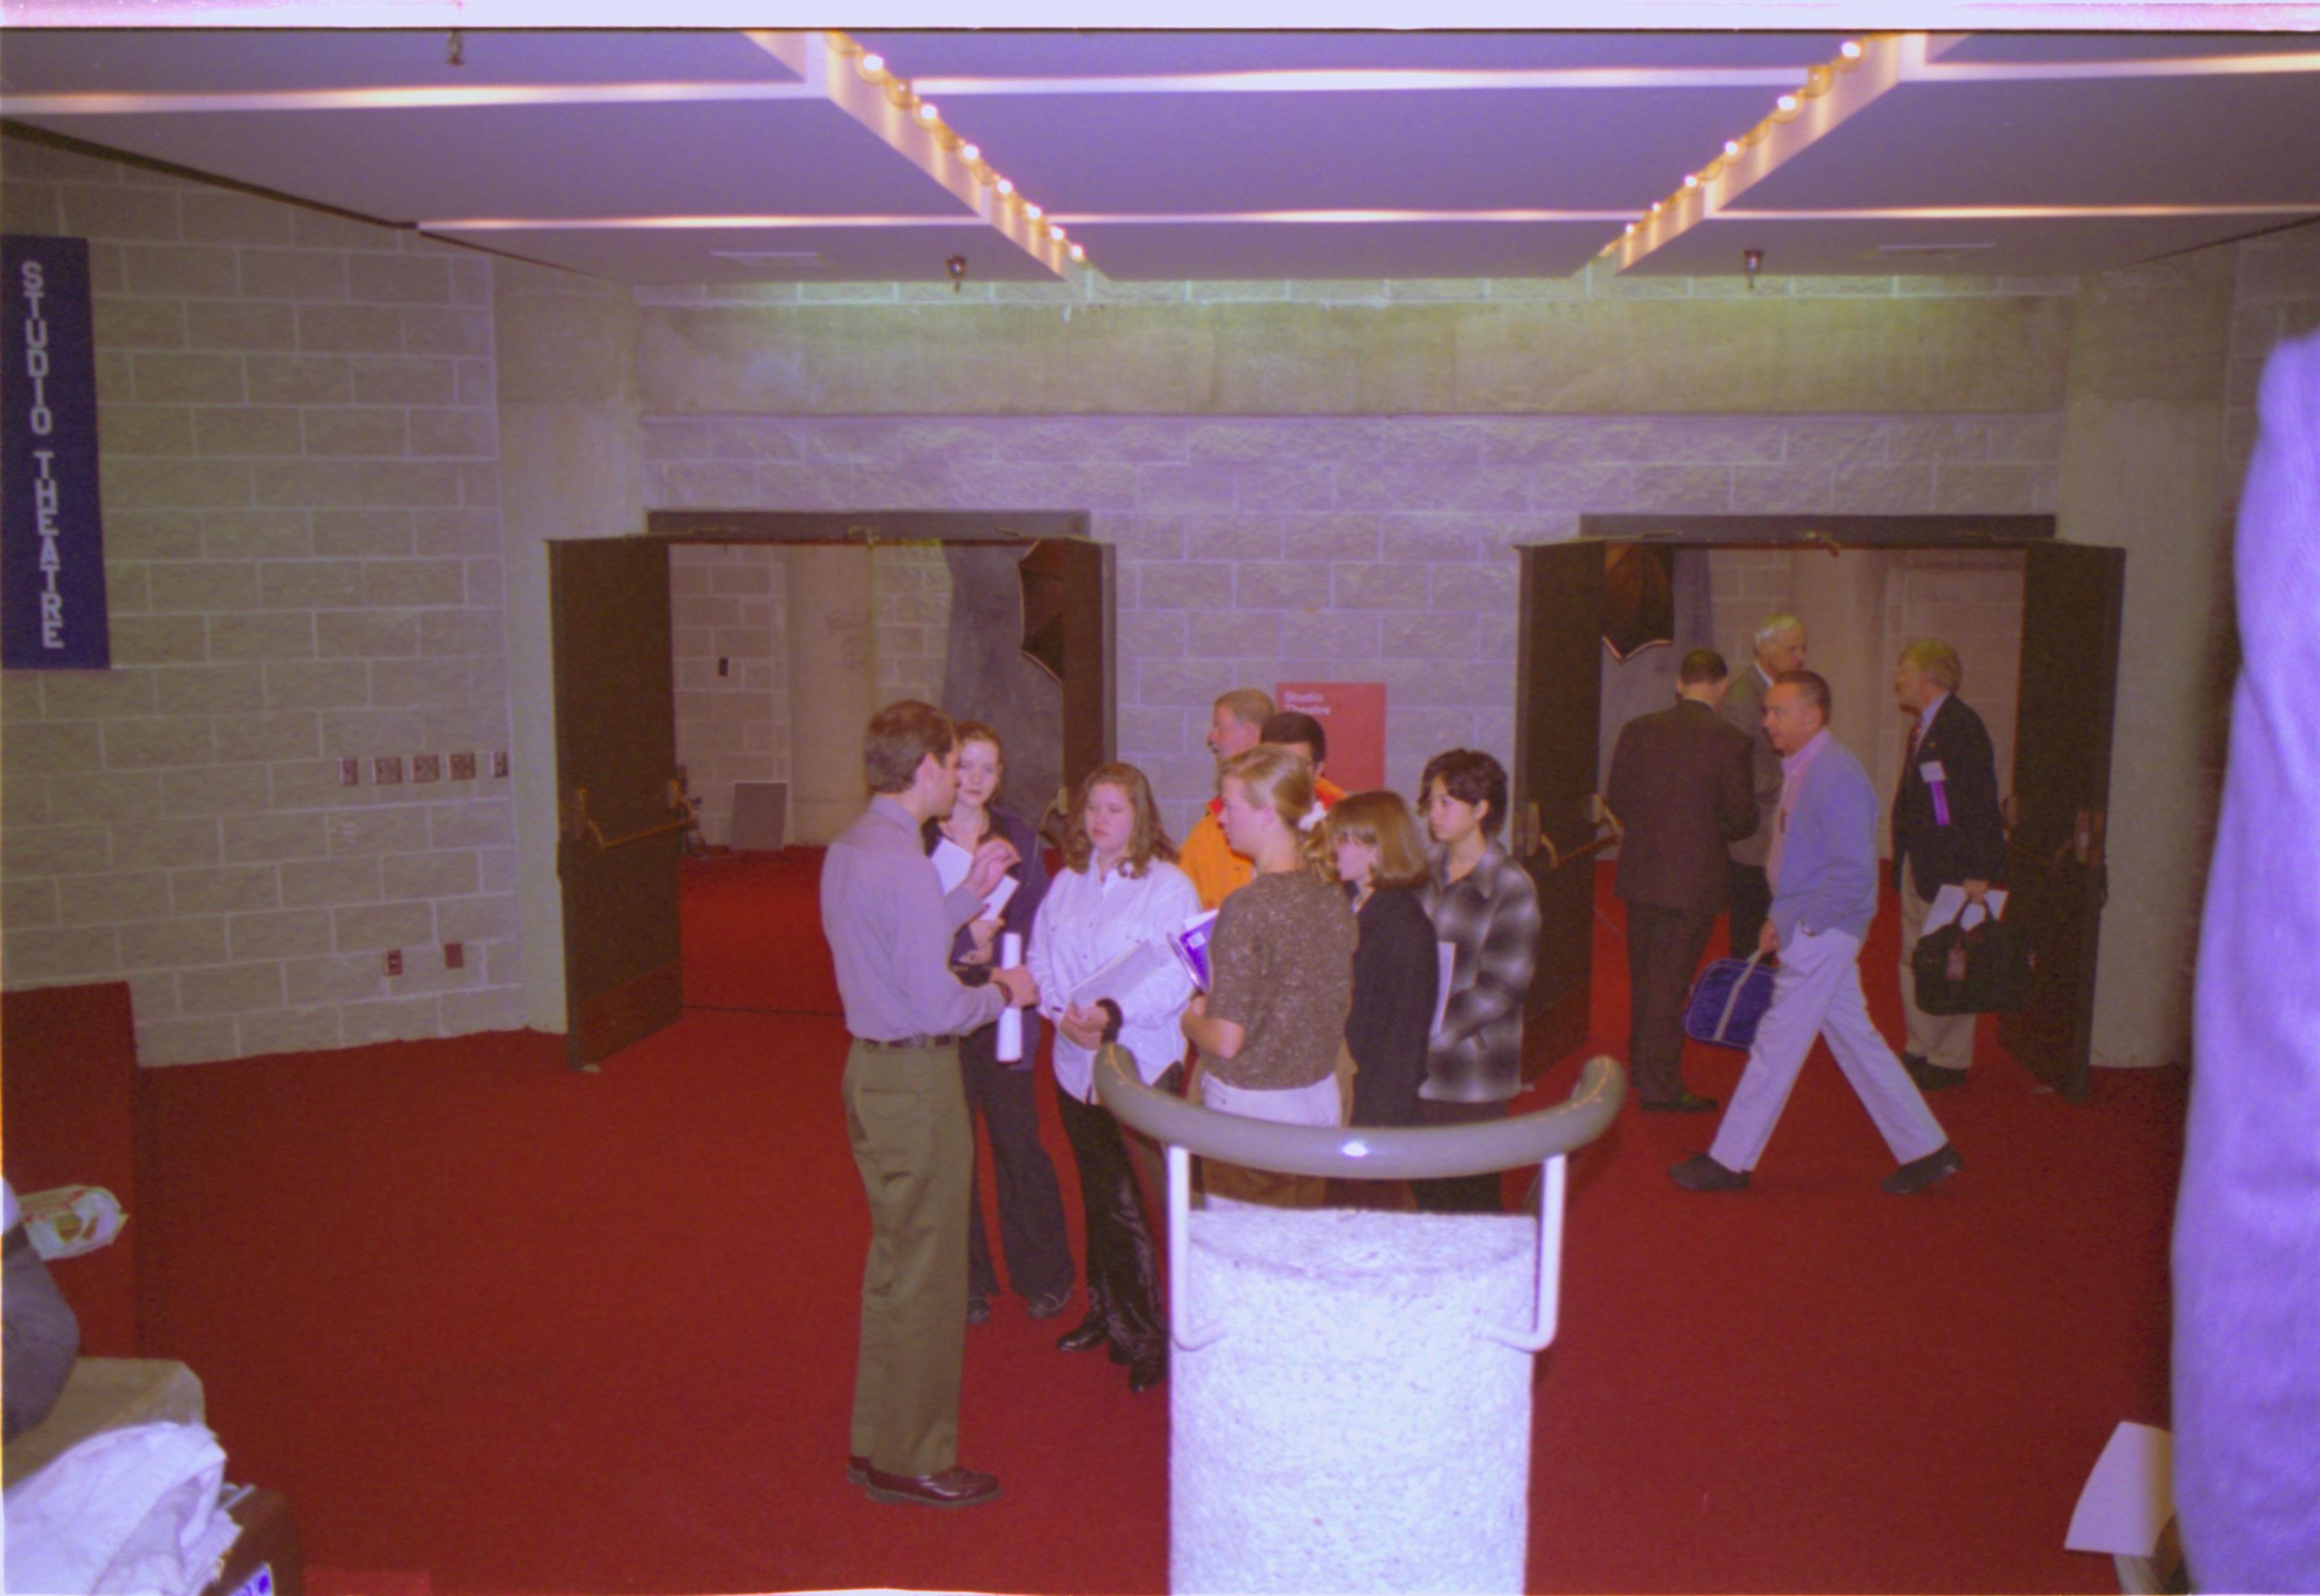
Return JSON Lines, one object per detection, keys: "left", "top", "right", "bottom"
{"left": 863, "top": 1464, "right": 1001, "bottom": 1508}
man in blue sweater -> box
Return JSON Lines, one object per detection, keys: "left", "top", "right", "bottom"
{"left": 1673, "top": 671, "right": 1961, "bottom": 1194}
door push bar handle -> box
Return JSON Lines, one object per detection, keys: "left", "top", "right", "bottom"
{"left": 565, "top": 779, "right": 698, "bottom": 850}
{"left": 1530, "top": 795, "right": 1623, "bottom": 871}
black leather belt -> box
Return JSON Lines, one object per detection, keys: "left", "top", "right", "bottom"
{"left": 856, "top": 1035, "right": 960, "bottom": 1051}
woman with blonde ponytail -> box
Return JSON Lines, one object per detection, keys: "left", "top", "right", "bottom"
{"left": 1179, "top": 745, "right": 1358, "bottom": 1207}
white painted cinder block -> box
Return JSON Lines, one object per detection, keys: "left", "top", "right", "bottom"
{"left": 1173, "top": 1208, "right": 1536, "bottom": 1595}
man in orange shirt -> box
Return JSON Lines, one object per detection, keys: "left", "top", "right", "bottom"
{"left": 1179, "top": 688, "right": 1272, "bottom": 910}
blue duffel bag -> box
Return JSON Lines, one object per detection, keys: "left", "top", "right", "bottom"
{"left": 1682, "top": 950, "right": 1776, "bottom": 1050}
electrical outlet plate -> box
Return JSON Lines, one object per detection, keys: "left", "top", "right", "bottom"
{"left": 339, "top": 758, "right": 361, "bottom": 786}
{"left": 374, "top": 755, "right": 403, "bottom": 785}
{"left": 412, "top": 753, "right": 442, "bottom": 782}
{"left": 444, "top": 942, "right": 464, "bottom": 969}
{"left": 384, "top": 949, "right": 402, "bottom": 977}
{"left": 492, "top": 750, "right": 509, "bottom": 778}
{"left": 448, "top": 751, "right": 476, "bottom": 782}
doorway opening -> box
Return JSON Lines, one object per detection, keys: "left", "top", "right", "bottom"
{"left": 1516, "top": 516, "right": 2121, "bottom": 1101}
{"left": 548, "top": 512, "right": 1114, "bottom": 1068}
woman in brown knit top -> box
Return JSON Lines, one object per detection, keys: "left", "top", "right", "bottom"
{"left": 1180, "top": 744, "right": 1357, "bottom": 1207}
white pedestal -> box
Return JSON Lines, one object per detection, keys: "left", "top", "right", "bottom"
{"left": 1172, "top": 1207, "right": 1537, "bottom": 1595}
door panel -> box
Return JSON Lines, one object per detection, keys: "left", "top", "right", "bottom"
{"left": 1998, "top": 542, "right": 2126, "bottom": 1101}
{"left": 552, "top": 538, "right": 685, "bottom": 1070}
{"left": 1514, "top": 542, "right": 1608, "bottom": 1076}
{"left": 1013, "top": 536, "right": 1113, "bottom": 840}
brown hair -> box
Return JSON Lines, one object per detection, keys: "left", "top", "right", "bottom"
{"left": 1322, "top": 790, "right": 1431, "bottom": 893}
{"left": 863, "top": 700, "right": 955, "bottom": 795}
{"left": 954, "top": 719, "right": 1004, "bottom": 757}
{"left": 1774, "top": 669, "right": 1833, "bottom": 723}
{"left": 1061, "top": 762, "right": 1176, "bottom": 878}
{"left": 1259, "top": 709, "right": 1327, "bottom": 763}
{"left": 1219, "top": 745, "right": 1333, "bottom": 880}
{"left": 1213, "top": 687, "right": 1274, "bottom": 731}
{"left": 1418, "top": 748, "right": 1509, "bottom": 837}
{"left": 1678, "top": 649, "right": 1729, "bottom": 686}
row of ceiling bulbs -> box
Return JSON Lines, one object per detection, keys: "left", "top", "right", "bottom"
{"left": 826, "top": 32, "right": 1088, "bottom": 267}
{"left": 1608, "top": 38, "right": 1869, "bottom": 256}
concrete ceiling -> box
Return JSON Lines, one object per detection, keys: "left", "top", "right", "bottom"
{"left": 2, "top": 25, "right": 2315, "bottom": 287}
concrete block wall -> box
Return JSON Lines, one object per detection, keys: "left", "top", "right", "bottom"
{"left": 639, "top": 413, "right": 2060, "bottom": 839}
{"left": 869, "top": 543, "right": 952, "bottom": 708}
{"left": 668, "top": 544, "right": 784, "bottom": 847}
{"left": 0, "top": 136, "right": 520, "bottom": 1064}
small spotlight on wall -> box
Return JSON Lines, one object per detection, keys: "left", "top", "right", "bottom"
{"left": 1743, "top": 247, "right": 1765, "bottom": 292}
{"left": 947, "top": 254, "right": 969, "bottom": 294}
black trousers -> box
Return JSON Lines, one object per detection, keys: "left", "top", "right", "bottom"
{"left": 1411, "top": 1097, "right": 1508, "bottom": 1213}
{"left": 1625, "top": 902, "right": 1718, "bottom": 1106}
{"left": 1054, "top": 1080, "right": 1165, "bottom": 1360}
{"left": 1726, "top": 862, "right": 1772, "bottom": 959}
{"left": 960, "top": 1024, "right": 1074, "bottom": 1304}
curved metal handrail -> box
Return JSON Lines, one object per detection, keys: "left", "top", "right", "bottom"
{"left": 1094, "top": 1052, "right": 1625, "bottom": 1180}
{"left": 1098, "top": 1054, "right": 1626, "bottom": 1353}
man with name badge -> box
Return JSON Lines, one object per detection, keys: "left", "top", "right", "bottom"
{"left": 1889, "top": 640, "right": 2008, "bottom": 1091}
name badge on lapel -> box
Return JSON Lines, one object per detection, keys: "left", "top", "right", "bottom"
{"left": 1921, "top": 761, "right": 1951, "bottom": 826}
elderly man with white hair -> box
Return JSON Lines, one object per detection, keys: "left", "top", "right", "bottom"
{"left": 1889, "top": 637, "right": 2007, "bottom": 1091}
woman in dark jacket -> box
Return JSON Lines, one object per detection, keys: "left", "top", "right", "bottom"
{"left": 1323, "top": 790, "right": 1441, "bottom": 1130}
{"left": 923, "top": 720, "right": 1073, "bottom": 1325}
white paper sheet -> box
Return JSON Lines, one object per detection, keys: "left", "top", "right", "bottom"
{"left": 2065, "top": 1421, "right": 2174, "bottom": 1557}
{"left": 1430, "top": 941, "right": 1458, "bottom": 1039}
{"left": 931, "top": 837, "right": 1017, "bottom": 920}
{"left": 930, "top": 836, "right": 975, "bottom": 893}
{"left": 979, "top": 873, "right": 1019, "bottom": 921}
{"left": 1920, "top": 884, "right": 2009, "bottom": 934}
{"left": 1067, "top": 938, "right": 1178, "bottom": 1011}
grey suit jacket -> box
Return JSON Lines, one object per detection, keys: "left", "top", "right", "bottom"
{"left": 1717, "top": 664, "right": 1783, "bottom": 868}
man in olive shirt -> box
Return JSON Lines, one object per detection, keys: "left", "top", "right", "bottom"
{"left": 821, "top": 701, "right": 1036, "bottom": 1510}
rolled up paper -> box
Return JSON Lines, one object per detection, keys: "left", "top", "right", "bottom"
{"left": 996, "top": 932, "right": 1024, "bottom": 1063}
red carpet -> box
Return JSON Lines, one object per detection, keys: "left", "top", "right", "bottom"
{"left": 120, "top": 854, "right": 2177, "bottom": 1595}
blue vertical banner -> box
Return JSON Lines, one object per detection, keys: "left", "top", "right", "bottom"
{"left": 3, "top": 234, "right": 112, "bottom": 670}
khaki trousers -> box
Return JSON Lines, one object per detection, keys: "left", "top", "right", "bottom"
{"left": 1898, "top": 873, "right": 1977, "bottom": 1072}
{"left": 843, "top": 1039, "right": 972, "bottom": 1477}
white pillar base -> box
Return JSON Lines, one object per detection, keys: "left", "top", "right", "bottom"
{"left": 1172, "top": 1208, "right": 1537, "bottom": 1595}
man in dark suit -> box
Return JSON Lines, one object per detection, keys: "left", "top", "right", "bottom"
{"left": 1607, "top": 649, "right": 1760, "bottom": 1111}
{"left": 1890, "top": 639, "right": 2008, "bottom": 1090}
{"left": 1717, "top": 614, "right": 1805, "bottom": 956}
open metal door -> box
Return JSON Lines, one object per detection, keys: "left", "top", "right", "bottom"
{"left": 1513, "top": 542, "right": 1609, "bottom": 1076}
{"left": 551, "top": 537, "right": 688, "bottom": 1071}
{"left": 1016, "top": 536, "right": 1115, "bottom": 834}
{"left": 1998, "top": 542, "right": 2126, "bottom": 1102}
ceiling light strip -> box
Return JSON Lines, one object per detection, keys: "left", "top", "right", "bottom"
{"left": 909, "top": 65, "right": 1824, "bottom": 97}
{"left": 1610, "top": 33, "right": 1903, "bottom": 274}
{"left": 422, "top": 215, "right": 987, "bottom": 232}
{"left": 1055, "top": 209, "right": 1636, "bottom": 226}
{"left": 1718, "top": 204, "right": 2320, "bottom": 220}
{"left": 813, "top": 30, "right": 1076, "bottom": 276}
{"left": 0, "top": 82, "right": 823, "bottom": 117}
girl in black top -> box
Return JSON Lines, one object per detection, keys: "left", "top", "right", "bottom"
{"left": 922, "top": 720, "right": 1072, "bottom": 1323}
{"left": 1323, "top": 790, "right": 1441, "bottom": 1129}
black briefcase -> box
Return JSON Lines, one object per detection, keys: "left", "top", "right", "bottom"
{"left": 1912, "top": 912, "right": 2031, "bottom": 1015}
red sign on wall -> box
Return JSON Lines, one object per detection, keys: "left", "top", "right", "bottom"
{"left": 1275, "top": 682, "right": 1388, "bottom": 794}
